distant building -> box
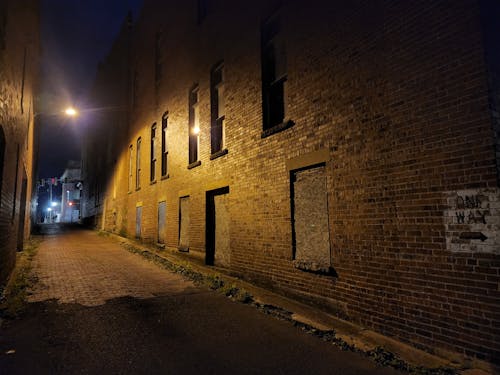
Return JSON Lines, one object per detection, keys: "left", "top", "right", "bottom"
{"left": 60, "top": 160, "right": 81, "bottom": 222}
{"left": 0, "top": 0, "right": 40, "bottom": 285}
{"left": 82, "top": 0, "right": 500, "bottom": 365}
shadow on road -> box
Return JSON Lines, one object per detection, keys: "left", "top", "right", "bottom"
{"left": 0, "top": 294, "right": 398, "bottom": 375}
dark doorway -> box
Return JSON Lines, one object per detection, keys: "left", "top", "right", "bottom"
{"left": 205, "top": 186, "right": 229, "bottom": 266}
{"left": 17, "top": 170, "right": 27, "bottom": 251}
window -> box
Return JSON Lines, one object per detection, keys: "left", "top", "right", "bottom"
{"left": 128, "top": 144, "right": 133, "bottom": 191}
{"left": 197, "top": 0, "right": 209, "bottom": 24}
{"left": 158, "top": 201, "right": 166, "bottom": 244}
{"left": 136, "top": 205, "right": 142, "bottom": 238}
{"left": 154, "top": 31, "right": 162, "bottom": 87}
{"left": 161, "top": 112, "right": 169, "bottom": 177}
{"left": 150, "top": 124, "right": 157, "bottom": 182}
{"left": 20, "top": 48, "right": 27, "bottom": 113}
{"left": 210, "top": 62, "right": 227, "bottom": 157}
{"left": 188, "top": 85, "right": 200, "bottom": 167}
{"left": 136, "top": 137, "right": 141, "bottom": 189}
{"left": 132, "top": 69, "right": 139, "bottom": 108}
{"left": 291, "top": 165, "right": 333, "bottom": 275}
{"left": 261, "top": 15, "right": 293, "bottom": 136}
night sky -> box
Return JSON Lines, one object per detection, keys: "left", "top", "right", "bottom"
{"left": 38, "top": 0, "right": 143, "bottom": 178}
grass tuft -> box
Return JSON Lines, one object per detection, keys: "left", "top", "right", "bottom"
{"left": 0, "top": 239, "right": 40, "bottom": 318}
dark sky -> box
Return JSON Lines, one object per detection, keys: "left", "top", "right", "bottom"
{"left": 38, "top": 0, "right": 142, "bottom": 178}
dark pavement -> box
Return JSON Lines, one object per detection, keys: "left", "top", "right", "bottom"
{"left": 0, "top": 224, "right": 399, "bottom": 374}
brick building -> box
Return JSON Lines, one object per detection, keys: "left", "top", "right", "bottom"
{"left": 60, "top": 160, "right": 81, "bottom": 223}
{"left": 0, "top": 0, "right": 39, "bottom": 286}
{"left": 81, "top": 0, "right": 500, "bottom": 365}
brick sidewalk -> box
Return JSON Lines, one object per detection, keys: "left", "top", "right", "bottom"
{"left": 28, "top": 229, "right": 197, "bottom": 306}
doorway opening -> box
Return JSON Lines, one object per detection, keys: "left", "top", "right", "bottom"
{"left": 205, "top": 186, "right": 230, "bottom": 266}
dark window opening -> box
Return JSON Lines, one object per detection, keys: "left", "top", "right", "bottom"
{"left": 132, "top": 69, "right": 139, "bottom": 108}
{"left": 188, "top": 85, "right": 200, "bottom": 166}
{"left": 20, "top": 47, "right": 27, "bottom": 114}
{"left": 155, "top": 31, "right": 162, "bottom": 86}
{"left": 136, "top": 137, "right": 141, "bottom": 189}
{"left": 161, "top": 112, "right": 169, "bottom": 177}
{"left": 128, "top": 144, "right": 133, "bottom": 192}
{"left": 197, "top": 0, "right": 209, "bottom": 24}
{"left": 261, "top": 15, "right": 289, "bottom": 132}
{"left": 150, "top": 123, "right": 156, "bottom": 182}
{"left": 210, "top": 62, "right": 226, "bottom": 155}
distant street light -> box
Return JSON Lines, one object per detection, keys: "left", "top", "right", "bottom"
{"left": 34, "top": 106, "right": 80, "bottom": 119}
{"left": 64, "top": 107, "right": 78, "bottom": 117}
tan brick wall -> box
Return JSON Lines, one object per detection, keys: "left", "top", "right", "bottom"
{"left": 0, "top": 0, "right": 39, "bottom": 285}
{"left": 82, "top": 0, "right": 500, "bottom": 364}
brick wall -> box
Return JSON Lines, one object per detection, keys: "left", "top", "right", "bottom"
{"left": 481, "top": 0, "right": 500, "bottom": 184}
{"left": 0, "top": 0, "right": 39, "bottom": 286}
{"left": 82, "top": 0, "right": 500, "bottom": 364}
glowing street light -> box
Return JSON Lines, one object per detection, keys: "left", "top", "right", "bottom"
{"left": 192, "top": 125, "right": 200, "bottom": 135}
{"left": 64, "top": 107, "right": 78, "bottom": 117}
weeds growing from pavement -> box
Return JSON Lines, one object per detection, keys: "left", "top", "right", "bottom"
{"left": 0, "top": 239, "right": 40, "bottom": 319}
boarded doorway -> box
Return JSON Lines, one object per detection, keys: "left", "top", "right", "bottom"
{"left": 158, "top": 201, "right": 166, "bottom": 244}
{"left": 291, "top": 165, "right": 332, "bottom": 273}
{"left": 178, "top": 196, "right": 190, "bottom": 251}
{"left": 206, "top": 187, "right": 230, "bottom": 266}
{"left": 135, "top": 205, "right": 142, "bottom": 238}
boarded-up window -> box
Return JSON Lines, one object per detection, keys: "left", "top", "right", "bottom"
{"left": 158, "top": 201, "right": 166, "bottom": 244}
{"left": 291, "top": 165, "right": 331, "bottom": 273}
{"left": 178, "top": 196, "right": 190, "bottom": 251}
{"left": 136, "top": 205, "right": 142, "bottom": 238}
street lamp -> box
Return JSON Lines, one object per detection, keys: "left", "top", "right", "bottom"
{"left": 64, "top": 107, "right": 78, "bottom": 117}
{"left": 33, "top": 106, "right": 81, "bottom": 119}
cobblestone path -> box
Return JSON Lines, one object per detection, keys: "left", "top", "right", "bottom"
{"left": 28, "top": 227, "right": 196, "bottom": 306}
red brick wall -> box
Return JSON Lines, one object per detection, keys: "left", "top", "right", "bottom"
{"left": 82, "top": 0, "right": 500, "bottom": 364}
{"left": 0, "top": 0, "right": 39, "bottom": 286}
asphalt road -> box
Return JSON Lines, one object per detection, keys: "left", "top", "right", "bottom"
{"left": 0, "top": 225, "right": 399, "bottom": 374}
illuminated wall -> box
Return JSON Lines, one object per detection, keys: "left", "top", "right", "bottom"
{"left": 82, "top": 0, "right": 500, "bottom": 365}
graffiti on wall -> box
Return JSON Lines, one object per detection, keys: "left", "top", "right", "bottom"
{"left": 445, "top": 189, "right": 500, "bottom": 253}
{"left": 454, "top": 194, "right": 488, "bottom": 225}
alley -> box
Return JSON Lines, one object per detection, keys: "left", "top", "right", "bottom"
{"left": 0, "top": 226, "right": 398, "bottom": 374}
